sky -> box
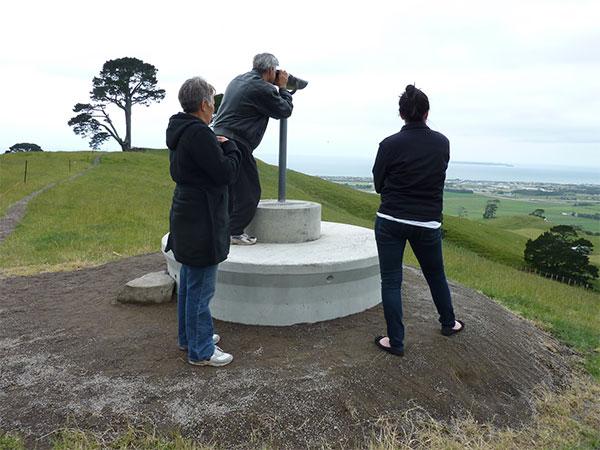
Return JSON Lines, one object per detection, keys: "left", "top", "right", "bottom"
{"left": 1, "top": 0, "right": 599, "bottom": 173}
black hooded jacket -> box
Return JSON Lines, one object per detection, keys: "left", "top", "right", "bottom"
{"left": 212, "top": 69, "right": 293, "bottom": 151}
{"left": 166, "top": 112, "right": 241, "bottom": 267}
{"left": 372, "top": 122, "right": 449, "bottom": 222}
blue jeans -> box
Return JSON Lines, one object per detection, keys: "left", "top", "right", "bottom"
{"left": 178, "top": 264, "right": 218, "bottom": 361}
{"left": 375, "top": 216, "right": 455, "bottom": 351}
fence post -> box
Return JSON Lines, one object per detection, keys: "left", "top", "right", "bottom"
{"left": 24, "top": 160, "right": 28, "bottom": 183}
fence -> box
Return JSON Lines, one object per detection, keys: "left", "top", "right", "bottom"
{"left": 520, "top": 265, "right": 593, "bottom": 289}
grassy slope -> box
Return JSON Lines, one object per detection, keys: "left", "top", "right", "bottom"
{"left": 0, "top": 151, "right": 598, "bottom": 378}
{"left": 444, "top": 191, "right": 600, "bottom": 233}
{"left": 0, "top": 151, "right": 94, "bottom": 217}
{"left": 0, "top": 152, "right": 174, "bottom": 271}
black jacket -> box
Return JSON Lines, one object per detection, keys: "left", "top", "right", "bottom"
{"left": 166, "top": 113, "right": 241, "bottom": 267}
{"left": 372, "top": 122, "right": 449, "bottom": 222}
{"left": 213, "top": 69, "right": 293, "bottom": 150}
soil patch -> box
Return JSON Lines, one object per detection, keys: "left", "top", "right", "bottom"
{"left": 0, "top": 253, "right": 574, "bottom": 448}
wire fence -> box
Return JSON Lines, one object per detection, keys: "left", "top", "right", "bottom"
{"left": 520, "top": 265, "right": 593, "bottom": 289}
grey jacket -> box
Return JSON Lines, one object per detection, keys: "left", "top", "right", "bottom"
{"left": 213, "top": 69, "right": 293, "bottom": 151}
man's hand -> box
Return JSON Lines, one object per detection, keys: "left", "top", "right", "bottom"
{"left": 275, "top": 69, "right": 289, "bottom": 88}
{"left": 216, "top": 136, "right": 229, "bottom": 143}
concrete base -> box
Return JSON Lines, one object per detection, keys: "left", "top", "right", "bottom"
{"left": 161, "top": 222, "right": 381, "bottom": 326}
{"left": 245, "top": 199, "right": 321, "bottom": 243}
{"left": 214, "top": 221, "right": 380, "bottom": 325}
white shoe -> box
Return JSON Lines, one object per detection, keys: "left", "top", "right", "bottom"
{"left": 178, "top": 334, "right": 220, "bottom": 351}
{"left": 230, "top": 233, "right": 257, "bottom": 245}
{"left": 188, "top": 346, "right": 233, "bottom": 367}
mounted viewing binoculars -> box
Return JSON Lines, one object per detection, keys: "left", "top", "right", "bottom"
{"left": 213, "top": 72, "right": 307, "bottom": 115}
{"left": 276, "top": 71, "right": 308, "bottom": 94}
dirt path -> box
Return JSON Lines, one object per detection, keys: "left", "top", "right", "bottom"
{"left": 0, "top": 156, "right": 100, "bottom": 243}
{"left": 0, "top": 253, "right": 574, "bottom": 449}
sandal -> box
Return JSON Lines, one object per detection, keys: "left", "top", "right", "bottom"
{"left": 441, "top": 320, "right": 465, "bottom": 336}
{"left": 374, "top": 336, "right": 404, "bottom": 356}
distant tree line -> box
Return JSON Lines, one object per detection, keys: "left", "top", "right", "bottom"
{"left": 571, "top": 212, "right": 600, "bottom": 221}
{"left": 444, "top": 188, "right": 474, "bottom": 194}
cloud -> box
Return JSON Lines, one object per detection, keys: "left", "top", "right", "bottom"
{"left": 0, "top": 0, "right": 598, "bottom": 167}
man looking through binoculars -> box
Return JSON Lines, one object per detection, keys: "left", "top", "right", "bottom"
{"left": 213, "top": 53, "right": 294, "bottom": 245}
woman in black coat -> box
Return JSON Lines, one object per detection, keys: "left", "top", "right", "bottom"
{"left": 372, "top": 85, "right": 464, "bottom": 356}
{"left": 166, "top": 77, "right": 241, "bottom": 367}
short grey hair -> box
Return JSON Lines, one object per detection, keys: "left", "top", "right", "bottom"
{"left": 178, "top": 77, "right": 215, "bottom": 113}
{"left": 253, "top": 53, "right": 279, "bottom": 73}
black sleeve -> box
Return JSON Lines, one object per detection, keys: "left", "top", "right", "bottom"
{"left": 254, "top": 86, "right": 293, "bottom": 119}
{"left": 372, "top": 143, "right": 388, "bottom": 194}
{"left": 188, "top": 126, "right": 241, "bottom": 186}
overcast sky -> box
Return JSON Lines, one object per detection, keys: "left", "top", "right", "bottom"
{"left": 1, "top": 0, "right": 599, "bottom": 171}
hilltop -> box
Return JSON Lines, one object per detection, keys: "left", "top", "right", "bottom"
{"left": 0, "top": 150, "right": 598, "bottom": 449}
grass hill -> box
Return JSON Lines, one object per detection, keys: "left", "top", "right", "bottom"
{"left": 0, "top": 150, "right": 599, "bottom": 379}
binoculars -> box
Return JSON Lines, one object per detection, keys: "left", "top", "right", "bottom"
{"left": 276, "top": 71, "right": 308, "bottom": 94}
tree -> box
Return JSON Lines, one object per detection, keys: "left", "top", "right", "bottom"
{"left": 529, "top": 208, "right": 545, "bottom": 218}
{"left": 524, "top": 225, "right": 599, "bottom": 285}
{"left": 7, "top": 143, "right": 43, "bottom": 153}
{"left": 68, "top": 57, "right": 165, "bottom": 151}
{"left": 483, "top": 200, "right": 499, "bottom": 219}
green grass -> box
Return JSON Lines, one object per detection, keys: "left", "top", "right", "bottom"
{"left": 444, "top": 191, "right": 600, "bottom": 233}
{"left": 0, "top": 151, "right": 598, "bottom": 379}
{"left": 0, "top": 432, "right": 23, "bottom": 450}
{"left": 0, "top": 151, "right": 174, "bottom": 271}
{"left": 0, "top": 151, "right": 94, "bottom": 217}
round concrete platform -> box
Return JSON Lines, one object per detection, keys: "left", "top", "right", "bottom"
{"left": 212, "top": 221, "right": 380, "bottom": 325}
{"left": 161, "top": 222, "right": 381, "bottom": 326}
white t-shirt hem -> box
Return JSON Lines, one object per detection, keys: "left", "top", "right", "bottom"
{"left": 377, "top": 212, "right": 441, "bottom": 229}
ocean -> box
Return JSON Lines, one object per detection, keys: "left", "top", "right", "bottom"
{"left": 259, "top": 154, "right": 600, "bottom": 185}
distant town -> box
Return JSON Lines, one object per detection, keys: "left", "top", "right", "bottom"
{"left": 320, "top": 176, "right": 600, "bottom": 200}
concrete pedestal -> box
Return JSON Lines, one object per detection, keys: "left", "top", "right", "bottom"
{"left": 245, "top": 200, "right": 321, "bottom": 243}
{"left": 214, "top": 222, "right": 379, "bottom": 325}
{"left": 161, "top": 222, "right": 381, "bottom": 326}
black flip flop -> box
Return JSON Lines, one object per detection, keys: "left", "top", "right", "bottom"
{"left": 441, "top": 320, "right": 465, "bottom": 336}
{"left": 374, "top": 336, "right": 404, "bottom": 356}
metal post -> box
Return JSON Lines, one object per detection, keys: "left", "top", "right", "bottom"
{"left": 278, "top": 118, "right": 288, "bottom": 203}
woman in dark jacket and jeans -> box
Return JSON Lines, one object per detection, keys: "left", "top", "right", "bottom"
{"left": 166, "top": 77, "right": 241, "bottom": 367}
{"left": 372, "top": 85, "right": 464, "bottom": 356}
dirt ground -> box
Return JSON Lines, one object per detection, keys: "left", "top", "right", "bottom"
{"left": 0, "top": 253, "right": 575, "bottom": 449}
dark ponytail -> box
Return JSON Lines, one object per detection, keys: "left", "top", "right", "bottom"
{"left": 399, "top": 84, "right": 429, "bottom": 122}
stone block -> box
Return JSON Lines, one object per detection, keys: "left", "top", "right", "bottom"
{"left": 117, "top": 271, "right": 175, "bottom": 304}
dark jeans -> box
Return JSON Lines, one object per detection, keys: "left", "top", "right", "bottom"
{"left": 178, "top": 264, "right": 218, "bottom": 361}
{"left": 229, "top": 141, "right": 261, "bottom": 235}
{"left": 375, "top": 216, "right": 455, "bottom": 351}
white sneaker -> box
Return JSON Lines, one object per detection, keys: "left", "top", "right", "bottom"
{"left": 188, "top": 346, "right": 233, "bottom": 367}
{"left": 230, "top": 233, "right": 257, "bottom": 245}
{"left": 178, "top": 334, "right": 220, "bottom": 351}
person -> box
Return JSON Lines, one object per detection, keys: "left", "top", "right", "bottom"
{"left": 165, "top": 77, "right": 241, "bottom": 367}
{"left": 213, "top": 53, "right": 294, "bottom": 245}
{"left": 372, "top": 84, "right": 464, "bottom": 356}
